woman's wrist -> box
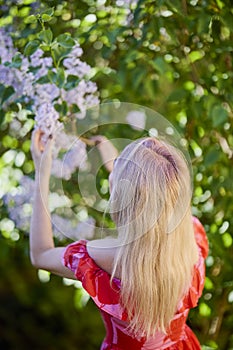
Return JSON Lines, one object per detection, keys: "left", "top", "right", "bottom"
{"left": 35, "top": 168, "right": 50, "bottom": 180}
{"left": 34, "top": 171, "right": 50, "bottom": 193}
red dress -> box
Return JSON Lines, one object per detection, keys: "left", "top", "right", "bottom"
{"left": 63, "top": 217, "right": 208, "bottom": 350}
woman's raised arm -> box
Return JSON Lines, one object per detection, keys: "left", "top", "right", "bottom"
{"left": 29, "top": 129, "right": 76, "bottom": 279}
{"left": 91, "top": 135, "right": 118, "bottom": 173}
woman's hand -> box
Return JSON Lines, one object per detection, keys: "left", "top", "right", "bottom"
{"left": 90, "top": 135, "right": 118, "bottom": 173}
{"left": 91, "top": 135, "right": 108, "bottom": 145}
{"left": 30, "top": 129, "right": 54, "bottom": 179}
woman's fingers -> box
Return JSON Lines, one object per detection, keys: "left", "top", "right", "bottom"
{"left": 31, "top": 129, "right": 40, "bottom": 156}
{"left": 31, "top": 129, "right": 54, "bottom": 174}
{"left": 90, "top": 135, "right": 107, "bottom": 145}
{"left": 43, "top": 135, "right": 54, "bottom": 156}
{"left": 31, "top": 129, "right": 47, "bottom": 155}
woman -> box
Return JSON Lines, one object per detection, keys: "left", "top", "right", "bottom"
{"left": 30, "top": 129, "right": 208, "bottom": 349}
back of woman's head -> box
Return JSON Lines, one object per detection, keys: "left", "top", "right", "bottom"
{"left": 110, "top": 137, "right": 192, "bottom": 239}
{"left": 110, "top": 137, "right": 198, "bottom": 338}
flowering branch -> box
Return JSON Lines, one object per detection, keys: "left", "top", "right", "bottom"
{"left": 0, "top": 9, "right": 99, "bottom": 240}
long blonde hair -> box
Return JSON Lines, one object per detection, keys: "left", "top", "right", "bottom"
{"left": 109, "top": 137, "right": 198, "bottom": 338}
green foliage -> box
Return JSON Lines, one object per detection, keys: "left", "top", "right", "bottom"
{"left": 0, "top": 0, "right": 233, "bottom": 349}
{"left": 24, "top": 39, "right": 40, "bottom": 55}
{"left": 0, "top": 237, "right": 104, "bottom": 350}
{"left": 0, "top": 84, "right": 15, "bottom": 107}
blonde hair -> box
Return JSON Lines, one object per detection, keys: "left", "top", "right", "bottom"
{"left": 109, "top": 137, "right": 198, "bottom": 338}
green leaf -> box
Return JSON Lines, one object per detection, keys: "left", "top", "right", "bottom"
{"left": 167, "top": 89, "right": 188, "bottom": 102}
{"left": 133, "top": 68, "right": 145, "bottom": 89}
{"left": 10, "top": 53, "right": 22, "bottom": 68}
{"left": 124, "top": 50, "right": 143, "bottom": 63}
{"left": 0, "top": 84, "right": 4, "bottom": 99}
{"left": 24, "top": 40, "right": 40, "bottom": 56}
{"left": 0, "top": 85, "right": 15, "bottom": 104}
{"left": 0, "top": 109, "right": 5, "bottom": 125}
{"left": 197, "top": 14, "right": 211, "bottom": 34}
{"left": 64, "top": 75, "right": 80, "bottom": 90}
{"left": 40, "top": 45, "right": 51, "bottom": 52}
{"left": 205, "top": 277, "right": 214, "bottom": 290}
{"left": 204, "top": 148, "right": 220, "bottom": 166}
{"left": 48, "top": 70, "right": 57, "bottom": 84}
{"left": 212, "top": 105, "right": 228, "bottom": 127}
{"left": 52, "top": 45, "right": 71, "bottom": 65}
{"left": 56, "top": 68, "right": 65, "bottom": 88}
{"left": 24, "top": 15, "right": 37, "bottom": 24}
{"left": 70, "top": 104, "right": 80, "bottom": 114}
{"left": 36, "top": 75, "right": 50, "bottom": 84}
{"left": 38, "top": 29, "right": 53, "bottom": 44}
{"left": 42, "top": 7, "right": 54, "bottom": 17}
{"left": 150, "top": 57, "right": 170, "bottom": 75}
{"left": 188, "top": 50, "right": 204, "bottom": 63}
{"left": 165, "top": 0, "right": 183, "bottom": 14}
{"left": 56, "top": 34, "right": 75, "bottom": 48}
{"left": 4, "top": 86, "right": 15, "bottom": 102}
{"left": 54, "top": 101, "right": 68, "bottom": 116}
{"left": 216, "top": 0, "right": 224, "bottom": 9}
{"left": 41, "top": 14, "right": 52, "bottom": 22}
{"left": 183, "top": 81, "right": 195, "bottom": 91}
{"left": 144, "top": 79, "right": 157, "bottom": 100}
{"left": 222, "top": 233, "right": 233, "bottom": 248}
{"left": 222, "top": 13, "right": 233, "bottom": 32}
{"left": 199, "top": 303, "right": 211, "bottom": 317}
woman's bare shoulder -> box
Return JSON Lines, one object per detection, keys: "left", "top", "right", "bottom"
{"left": 86, "top": 238, "right": 119, "bottom": 276}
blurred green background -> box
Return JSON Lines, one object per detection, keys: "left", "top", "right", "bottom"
{"left": 0, "top": 0, "right": 233, "bottom": 349}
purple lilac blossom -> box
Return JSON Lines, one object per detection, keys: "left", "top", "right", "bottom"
{"left": 2, "top": 31, "right": 99, "bottom": 236}
{"left": 52, "top": 214, "right": 96, "bottom": 240}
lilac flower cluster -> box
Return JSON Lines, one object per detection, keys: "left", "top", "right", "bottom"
{"left": 63, "top": 44, "right": 88, "bottom": 77}
{"left": 3, "top": 176, "right": 35, "bottom": 232}
{"left": 0, "top": 28, "right": 15, "bottom": 63}
{"left": 0, "top": 28, "right": 21, "bottom": 98}
{"left": 52, "top": 214, "right": 95, "bottom": 241}
{"left": 4, "top": 176, "right": 95, "bottom": 240}
{"left": 62, "top": 44, "right": 99, "bottom": 119}
{"left": 1, "top": 29, "right": 100, "bottom": 238}
{"left": 126, "top": 110, "right": 146, "bottom": 130}
{"left": 0, "top": 29, "right": 99, "bottom": 176}
{"left": 51, "top": 132, "right": 88, "bottom": 180}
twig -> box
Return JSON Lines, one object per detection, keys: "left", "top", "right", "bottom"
{"left": 182, "top": 0, "right": 188, "bottom": 15}
{"left": 79, "top": 136, "right": 96, "bottom": 147}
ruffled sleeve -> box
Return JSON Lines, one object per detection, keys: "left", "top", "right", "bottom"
{"left": 181, "top": 217, "right": 208, "bottom": 310}
{"left": 63, "top": 240, "right": 126, "bottom": 319}
{"left": 192, "top": 216, "right": 209, "bottom": 259}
